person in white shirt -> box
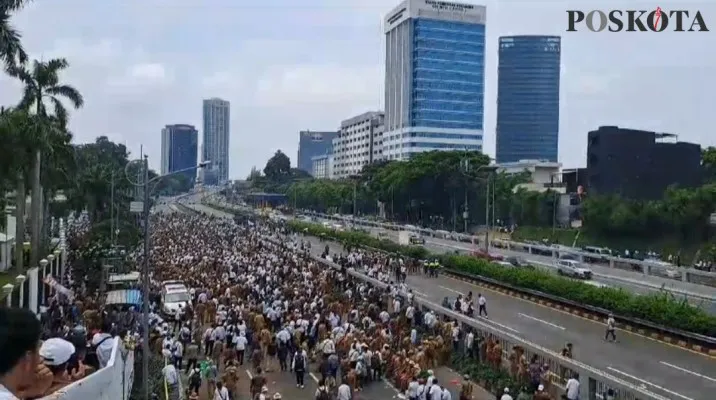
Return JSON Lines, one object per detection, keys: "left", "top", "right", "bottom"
{"left": 172, "top": 339, "right": 184, "bottom": 368}
{"left": 213, "top": 380, "right": 230, "bottom": 400}
{"left": 605, "top": 313, "right": 616, "bottom": 342}
{"left": 337, "top": 382, "right": 352, "bottom": 400}
{"left": 565, "top": 374, "right": 580, "bottom": 400}
{"left": 499, "top": 387, "right": 513, "bottom": 400}
{"left": 233, "top": 332, "right": 248, "bottom": 365}
{"left": 406, "top": 376, "right": 419, "bottom": 400}
{"left": 91, "top": 329, "right": 115, "bottom": 369}
{"left": 477, "top": 293, "right": 487, "bottom": 317}
{"left": 427, "top": 378, "right": 442, "bottom": 400}
{"left": 441, "top": 386, "right": 452, "bottom": 400}
{"left": 161, "top": 360, "right": 181, "bottom": 399}
{"left": 416, "top": 380, "right": 426, "bottom": 400}
{"left": 204, "top": 326, "right": 215, "bottom": 357}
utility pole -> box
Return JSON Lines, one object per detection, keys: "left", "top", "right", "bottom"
{"left": 462, "top": 158, "right": 469, "bottom": 234}
{"left": 484, "top": 173, "right": 490, "bottom": 252}
{"left": 141, "top": 155, "right": 150, "bottom": 400}
{"left": 353, "top": 181, "right": 357, "bottom": 218}
{"left": 110, "top": 171, "right": 115, "bottom": 246}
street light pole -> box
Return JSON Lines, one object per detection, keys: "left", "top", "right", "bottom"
{"left": 141, "top": 155, "right": 150, "bottom": 400}
{"left": 110, "top": 170, "right": 115, "bottom": 246}
{"left": 484, "top": 173, "right": 490, "bottom": 252}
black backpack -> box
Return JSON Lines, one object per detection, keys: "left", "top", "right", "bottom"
{"left": 189, "top": 372, "right": 201, "bottom": 387}
{"left": 294, "top": 353, "right": 305, "bottom": 370}
{"left": 316, "top": 388, "right": 331, "bottom": 400}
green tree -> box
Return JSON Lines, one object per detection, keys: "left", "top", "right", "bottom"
{"left": 0, "top": 0, "right": 30, "bottom": 70}
{"left": 263, "top": 150, "right": 291, "bottom": 180}
{"left": 15, "top": 58, "right": 84, "bottom": 269}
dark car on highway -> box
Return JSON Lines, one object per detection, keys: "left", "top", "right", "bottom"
{"left": 506, "top": 256, "right": 534, "bottom": 270}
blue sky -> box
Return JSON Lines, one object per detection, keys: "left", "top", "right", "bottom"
{"left": 0, "top": 0, "right": 713, "bottom": 177}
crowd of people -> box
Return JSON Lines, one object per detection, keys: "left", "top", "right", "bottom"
{"left": 0, "top": 213, "right": 136, "bottom": 400}
{"left": 140, "top": 209, "right": 568, "bottom": 400}
{"left": 0, "top": 206, "right": 569, "bottom": 400}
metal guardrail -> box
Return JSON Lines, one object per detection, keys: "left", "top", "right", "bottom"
{"left": 303, "top": 211, "right": 716, "bottom": 287}
{"left": 203, "top": 200, "right": 716, "bottom": 349}
{"left": 307, "top": 252, "right": 670, "bottom": 400}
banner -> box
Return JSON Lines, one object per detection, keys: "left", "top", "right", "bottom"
{"left": 43, "top": 274, "right": 75, "bottom": 301}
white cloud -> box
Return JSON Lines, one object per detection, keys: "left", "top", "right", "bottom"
{"left": 255, "top": 64, "right": 380, "bottom": 107}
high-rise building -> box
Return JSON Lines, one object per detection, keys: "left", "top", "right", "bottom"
{"left": 202, "top": 98, "right": 230, "bottom": 182}
{"left": 297, "top": 131, "right": 338, "bottom": 174}
{"left": 161, "top": 124, "right": 198, "bottom": 184}
{"left": 332, "top": 111, "right": 385, "bottom": 178}
{"left": 496, "top": 35, "right": 561, "bottom": 163}
{"left": 383, "top": 0, "right": 486, "bottom": 160}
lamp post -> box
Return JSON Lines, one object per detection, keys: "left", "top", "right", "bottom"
{"left": 15, "top": 275, "right": 26, "bottom": 308}
{"left": 2, "top": 284, "right": 12, "bottom": 307}
{"left": 39, "top": 258, "right": 48, "bottom": 306}
{"left": 125, "top": 156, "right": 210, "bottom": 400}
{"left": 54, "top": 249, "right": 61, "bottom": 282}
{"left": 47, "top": 254, "right": 55, "bottom": 296}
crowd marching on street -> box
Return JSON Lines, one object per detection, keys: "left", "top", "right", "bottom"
{"left": 0, "top": 206, "right": 571, "bottom": 400}
{"left": 139, "top": 208, "right": 567, "bottom": 400}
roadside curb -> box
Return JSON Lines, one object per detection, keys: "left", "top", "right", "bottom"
{"left": 442, "top": 270, "right": 716, "bottom": 358}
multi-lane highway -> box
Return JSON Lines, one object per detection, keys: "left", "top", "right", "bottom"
{"left": 309, "top": 216, "right": 716, "bottom": 310}
{"left": 192, "top": 201, "right": 716, "bottom": 400}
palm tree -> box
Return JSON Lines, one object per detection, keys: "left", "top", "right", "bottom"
{"left": 0, "top": 107, "right": 37, "bottom": 270}
{"left": 0, "top": 0, "right": 31, "bottom": 71}
{"left": 16, "top": 58, "right": 83, "bottom": 269}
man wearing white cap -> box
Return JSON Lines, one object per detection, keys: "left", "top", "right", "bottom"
{"left": 500, "top": 387, "right": 513, "bottom": 400}
{"left": 39, "top": 338, "right": 77, "bottom": 394}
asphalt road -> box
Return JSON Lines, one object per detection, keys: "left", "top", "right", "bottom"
{"left": 191, "top": 201, "right": 716, "bottom": 400}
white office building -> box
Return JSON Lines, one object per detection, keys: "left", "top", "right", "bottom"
{"left": 383, "top": 0, "right": 486, "bottom": 160}
{"left": 311, "top": 154, "right": 334, "bottom": 179}
{"left": 202, "top": 98, "right": 230, "bottom": 183}
{"left": 332, "top": 111, "right": 384, "bottom": 178}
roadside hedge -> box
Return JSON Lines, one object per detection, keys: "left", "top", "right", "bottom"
{"left": 286, "top": 220, "right": 716, "bottom": 337}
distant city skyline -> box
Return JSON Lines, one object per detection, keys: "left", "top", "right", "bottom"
{"left": 3, "top": 1, "right": 712, "bottom": 176}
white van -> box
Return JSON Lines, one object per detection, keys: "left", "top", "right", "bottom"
{"left": 161, "top": 281, "right": 190, "bottom": 319}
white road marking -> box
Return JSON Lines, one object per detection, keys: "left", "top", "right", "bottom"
{"left": 519, "top": 313, "right": 566, "bottom": 330}
{"left": 660, "top": 361, "right": 716, "bottom": 383}
{"left": 245, "top": 369, "right": 253, "bottom": 380}
{"left": 382, "top": 378, "right": 406, "bottom": 398}
{"left": 309, "top": 372, "right": 320, "bottom": 383}
{"left": 476, "top": 316, "right": 521, "bottom": 334}
{"left": 438, "top": 285, "right": 463, "bottom": 294}
{"left": 607, "top": 367, "right": 693, "bottom": 400}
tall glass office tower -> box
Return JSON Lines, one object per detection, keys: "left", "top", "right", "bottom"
{"left": 161, "top": 124, "right": 198, "bottom": 184}
{"left": 496, "top": 35, "right": 561, "bottom": 163}
{"left": 383, "top": 0, "right": 486, "bottom": 161}
{"left": 203, "top": 98, "right": 231, "bottom": 183}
